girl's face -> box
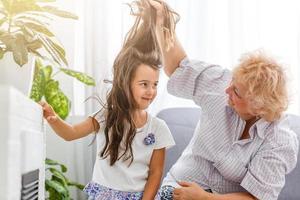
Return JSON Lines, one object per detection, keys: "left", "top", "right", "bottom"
{"left": 225, "top": 79, "right": 255, "bottom": 120}
{"left": 131, "top": 64, "right": 159, "bottom": 110}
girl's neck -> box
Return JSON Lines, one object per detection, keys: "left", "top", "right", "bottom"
{"left": 132, "top": 109, "right": 147, "bottom": 128}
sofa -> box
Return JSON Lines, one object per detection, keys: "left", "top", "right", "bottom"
{"left": 157, "top": 107, "right": 300, "bottom": 200}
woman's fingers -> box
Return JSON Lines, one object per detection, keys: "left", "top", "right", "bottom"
{"left": 148, "top": 0, "right": 165, "bottom": 26}
{"left": 148, "top": 0, "right": 164, "bottom": 15}
{"left": 178, "top": 181, "right": 193, "bottom": 187}
{"left": 148, "top": 0, "right": 162, "bottom": 9}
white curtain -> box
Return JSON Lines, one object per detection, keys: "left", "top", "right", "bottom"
{"left": 71, "top": 0, "right": 300, "bottom": 116}
{"left": 46, "top": 1, "right": 300, "bottom": 199}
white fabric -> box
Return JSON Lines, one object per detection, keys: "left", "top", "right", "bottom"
{"left": 92, "top": 112, "right": 175, "bottom": 192}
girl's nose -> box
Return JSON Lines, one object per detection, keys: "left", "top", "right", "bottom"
{"left": 147, "top": 86, "right": 156, "bottom": 95}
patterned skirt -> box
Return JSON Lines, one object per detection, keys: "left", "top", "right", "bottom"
{"left": 83, "top": 182, "right": 160, "bottom": 200}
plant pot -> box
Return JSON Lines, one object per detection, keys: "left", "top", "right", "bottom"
{"left": 0, "top": 53, "right": 34, "bottom": 97}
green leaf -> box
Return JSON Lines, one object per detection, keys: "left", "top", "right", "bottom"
{"left": 22, "top": 21, "right": 55, "bottom": 36}
{"left": 1, "top": 0, "right": 11, "bottom": 13}
{"left": 45, "top": 158, "right": 84, "bottom": 199}
{"left": 0, "top": 16, "right": 7, "bottom": 26}
{"left": 48, "top": 168, "right": 69, "bottom": 189}
{"left": 67, "top": 181, "right": 85, "bottom": 190}
{"left": 30, "top": 59, "right": 45, "bottom": 102}
{"left": 41, "top": 6, "right": 78, "bottom": 20}
{"left": 20, "top": 26, "right": 36, "bottom": 42}
{"left": 0, "top": 47, "right": 4, "bottom": 59}
{"left": 45, "top": 180, "right": 68, "bottom": 198}
{"left": 46, "top": 158, "right": 68, "bottom": 173}
{"left": 27, "top": 39, "right": 43, "bottom": 50}
{"left": 28, "top": 48, "right": 45, "bottom": 60}
{"left": 38, "top": 34, "right": 62, "bottom": 66}
{"left": 36, "top": 0, "right": 56, "bottom": 2}
{"left": 15, "top": 15, "right": 50, "bottom": 27}
{"left": 6, "top": 1, "right": 42, "bottom": 16}
{"left": 60, "top": 68, "right": 96, "bottom": 86}
{"left": 0, "top": 7, "right": 7, "bottom": 16}
{"left": 12, "top": 34, "right": 28, "bottom": 66}
{"left": 0, "top": 32, "right": 16, "bottom": 51}
{"left": 44, "top": 80, "right": 70, "bottom": 119}
{"left": 21, "top": 12, "right": 53, "bottom": 21}
{"left": 46, "top": 187, "right": 63, "bottom": 200}
{"left": 46, "top": 37, "right": 68, "bottom": 66}
{"left": 43, "top": 65, "right": 53, "bottom": 81}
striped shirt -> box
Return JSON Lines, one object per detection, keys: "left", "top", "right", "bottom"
{"left": 164, "top": 58, "right": 299, "bottom": 200}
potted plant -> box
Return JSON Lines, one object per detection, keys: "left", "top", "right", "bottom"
{"left": 1, "top": 1, "right": 94, "bottom": 199}
{"left": 30, "top": 58, "right": 95, "bottom": 119}
{"left": 0, "top": 0, "right": 78, "bottom": 95}
{"left": 45, "top": 158, "right": 85, "bottom": 200}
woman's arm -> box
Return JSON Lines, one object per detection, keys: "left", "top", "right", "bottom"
{"left": 142, "top": 148, "right": 165, "bottom": 200}
{"left": 173, "top": 182, "right": 257, "bottom": 200}
{"left": 149, "top": 0, "right": 187, "bottom": 77}
{"left": 40, "top": 101, "right": 99, "bottom": 141}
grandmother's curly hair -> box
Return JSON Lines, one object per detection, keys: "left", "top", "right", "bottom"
{"left": 233, "top": 50, "right": 288, "bottom": 122}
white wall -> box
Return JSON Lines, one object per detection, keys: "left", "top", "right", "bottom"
{"left": 46, "top": 116, "right": 96, "bottom": 200}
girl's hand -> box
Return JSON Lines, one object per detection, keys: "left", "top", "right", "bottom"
{"left": 148, "top": 0, "right": 164, "bottom": 26}
{"left": 39, "top": 101, "right": 58, "bottom": 123}
{"left": 173, "top": 181, "right": 211, "bottom": 200}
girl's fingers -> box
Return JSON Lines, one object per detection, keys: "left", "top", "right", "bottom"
{"left": 47, "top": 115, "right": 57, "bottom": 123}
{"left": 39, "top": 101, "right": 49, "bottom": 111}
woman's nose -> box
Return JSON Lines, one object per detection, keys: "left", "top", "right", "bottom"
{"left": 225, "top": 86, "right": 231, "bottom": 94}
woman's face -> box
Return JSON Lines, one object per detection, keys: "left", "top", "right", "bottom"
{"left": 130, "top": 64, "right": 159, "bottom": 110}
{"left": 225, "top": 79, "right": 255, "bottom": 120}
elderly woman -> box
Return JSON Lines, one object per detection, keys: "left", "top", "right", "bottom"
{"left": 149, "top": 1, "right": 299, "bottom": 200}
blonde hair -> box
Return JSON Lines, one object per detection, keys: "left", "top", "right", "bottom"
{"left": 233, "top": 50, "right": 288, "bottom": 122}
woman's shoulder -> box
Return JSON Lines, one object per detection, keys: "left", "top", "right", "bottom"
{"left": 264, "top": 114, "right": 298, "bottom": 147}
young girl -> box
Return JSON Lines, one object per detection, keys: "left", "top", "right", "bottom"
{"left": 40, "top": 1, "right": 178, "bottom": 199}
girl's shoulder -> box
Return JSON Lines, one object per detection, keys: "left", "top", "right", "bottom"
{"left": 90, "top": 107, "right": 106, "bottom": 126}
{"left": 147, "top": 113, "right": 168, "bottom": 129}
{"left": 146, "top": 113, "right": 175, "bottom": 149}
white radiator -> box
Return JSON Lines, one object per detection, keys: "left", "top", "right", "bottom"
{"left": 0, "top": 85, "right": 45, "bottom": 200}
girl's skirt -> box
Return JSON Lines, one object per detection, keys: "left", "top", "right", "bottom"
{"left": 83, "top": 182, "right": 160, "bottom": 200}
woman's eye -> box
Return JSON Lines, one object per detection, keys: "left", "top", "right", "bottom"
{"left": 234, "top": 89, "right": 241, "bottom": 98}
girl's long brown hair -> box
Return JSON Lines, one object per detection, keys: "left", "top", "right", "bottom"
{"left": 99, "top": 0, "right": 179, "bottom": 166}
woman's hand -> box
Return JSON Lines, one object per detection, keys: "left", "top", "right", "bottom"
{"left": 39, "top": 101, "right": 58, "bottom": 123}
{"left": 173, "top": 181, "right": 211, "bottom": 200}
{"left": 148, "top": 0, "right": 164, "bottom": 26}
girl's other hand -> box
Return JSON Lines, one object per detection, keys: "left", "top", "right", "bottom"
{"left": 39, "top": 101, "right": 58, "bottom": 123}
